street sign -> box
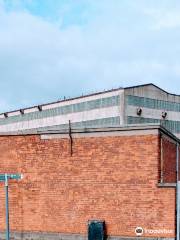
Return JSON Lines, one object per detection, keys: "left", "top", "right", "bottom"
{"left": 0, "top": 173, "right": 22, "bottom": 240}
{"left": 0, "top": 174, "right": 22, "bottom": 182}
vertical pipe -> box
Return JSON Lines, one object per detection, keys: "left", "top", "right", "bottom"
{"left": 177, "top": 143, "right": 179, "bottom": 240}
{"left": 5, "top": 174, "right": 9, "bottom": 240}
{"left": 68, "top": 120, "right": 73, "bottom": 156}
{"left": 160, "top": 135, "right": 163, "bottom": 183}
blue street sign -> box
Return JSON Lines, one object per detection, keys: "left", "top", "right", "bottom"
{"left": 0, "top": 173, "right": 22, "bottom": 240}
{"left": 0, "top": 174, "right": 22, "bottom": 182}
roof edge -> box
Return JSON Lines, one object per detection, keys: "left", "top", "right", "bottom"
{"left": 1, "top": 83, "right": 180, "bottom": 116}
{"left": 0, "top": 124, "right": 178, "bottom": 143}
{"left": 125, "top": 83, "right": 180, "bottom": 97}
{"left": 0, "top": 87, "right": 123, "bottom": 115}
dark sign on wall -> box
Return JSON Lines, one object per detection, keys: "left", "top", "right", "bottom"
{"left": 88, "top": 220, "right": 106, "bottom": 240}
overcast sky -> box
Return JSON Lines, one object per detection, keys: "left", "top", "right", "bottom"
{"left": 0, "top": 0, "right": 180, "bottom": 112}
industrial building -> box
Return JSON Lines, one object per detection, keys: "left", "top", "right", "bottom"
{"left": 0, "top": 124, "right": 179, "bottom": 240}
{"left": 0, "top": 83, "right": 180, "bottom": 240}
{"left": 0, "top": 83, "right": 180, "bottom": 138}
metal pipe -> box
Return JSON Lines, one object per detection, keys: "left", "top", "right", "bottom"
{"left": 176, "top": 143, "right": 179, "bottom": 240}
{"left": 5, "top": 174, "right": 10, "bottom": 240}
{"left": 160, "top": 135, "right": 164, "bottom": 183}
{"left": 68, "top": 120, "right": 73, "bottom": 156}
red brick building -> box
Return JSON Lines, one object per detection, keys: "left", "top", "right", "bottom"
{"left": 0, "top": 124, "right": 178, "bottom": 240}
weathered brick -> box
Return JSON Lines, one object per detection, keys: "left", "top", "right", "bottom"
{"left": 0, "top": 133, "right": 176, "bottom": 238}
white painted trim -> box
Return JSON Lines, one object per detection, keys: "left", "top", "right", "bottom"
{"left": 24, "top": 107, "right": 39, "bottom": 114}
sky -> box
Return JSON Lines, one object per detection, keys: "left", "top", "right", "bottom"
{"left": 0, "top": 0, "right": 180, "bottom": 112}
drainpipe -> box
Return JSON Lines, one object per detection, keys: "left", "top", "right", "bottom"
{"left": 5, "top": 174, "right": 10, "bottom": 240}
{"left": 177, "top": 142, "right": 179, "bottom": 240}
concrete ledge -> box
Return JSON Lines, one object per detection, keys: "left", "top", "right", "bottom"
{"left": 0, "top": 232, "right": 85, "bottom": 240}
{"left": 157, "top": 183, "right": 176, "bottom": 188}
{"left": 0, "top": 232, "right": 175, "bottom": 240}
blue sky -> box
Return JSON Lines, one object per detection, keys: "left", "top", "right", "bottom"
{"left": 0, "top": 0, "right": 180, "bottom": 112}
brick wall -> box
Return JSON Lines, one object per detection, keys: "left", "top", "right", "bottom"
{"left": 162, "top": 136, "right": 177, "bottom": 183}
{"left": 0, "top": 133, "right": 176, "bottom": 238}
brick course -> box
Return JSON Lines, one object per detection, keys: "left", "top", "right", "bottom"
{"left": 0, "top": 133, "right": 176, "bottom": 238}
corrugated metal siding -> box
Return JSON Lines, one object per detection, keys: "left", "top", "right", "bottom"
{"left": 0, "top": 95, "right": 120, "bottom": 126}
{"left": 127, "top": 116, "right": 180, "bottom": 133}
{"left": 127, "top": 95, "right": 180, "bottom": 112}
{"left": 33, "top": 117, "right": 121, "bottom": 132}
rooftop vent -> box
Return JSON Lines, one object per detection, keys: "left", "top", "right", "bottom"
{"left": 20, "top": 109, "right": 24, "bottom": 115}
{"left": 4, "top": 113, "right": 8, "bottom": 118}
{"left": 38, "top": 105, "right": 42, "bottom": 111}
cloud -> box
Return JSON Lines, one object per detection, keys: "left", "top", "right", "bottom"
{"left": 144, "top": 8, "right": 180, "bottom": 30}
{"left": 0, "top": 0, "right": 180, "bottom": 112}
{"left": 0, "top": 100, "right": 10, "bottom": 110}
